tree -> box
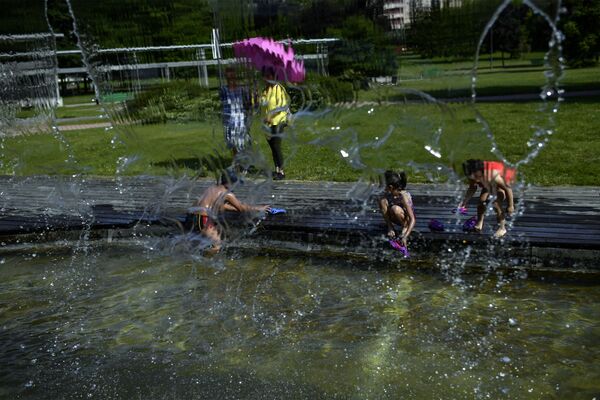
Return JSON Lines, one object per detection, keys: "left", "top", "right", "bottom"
{"left": 561, "top": 0, "right": 600, "bottom": 66}
{"left": 0, "top": 0, "right": 47, "bottom": 34}
{"left": 493, "top": 3, "right": 529, "bottom": 66}
{"left": 407, "top": 0, "right": 502, "bottom": 58}
{"left": 328, "top": 15, "right": 398, "bottom": 77}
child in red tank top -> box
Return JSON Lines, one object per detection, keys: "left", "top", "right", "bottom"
{"left": 458, "top": 159, "right": 516, "bottom": 238}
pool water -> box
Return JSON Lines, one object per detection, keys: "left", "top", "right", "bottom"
{"left": 0, "top": 246, "right": 599, "bottom": 399}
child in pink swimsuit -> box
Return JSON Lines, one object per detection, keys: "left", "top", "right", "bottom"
{"left": 378, "top": 170, "right": 416, "bottom": 250}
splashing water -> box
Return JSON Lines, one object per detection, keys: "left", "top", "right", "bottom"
{"left": 2, "top": 1, "right": 595, "bottom": 397}
{"left": 0, "top": 0, "right": 569, "bottom": 273}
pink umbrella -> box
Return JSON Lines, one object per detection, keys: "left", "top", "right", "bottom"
{"left": 233, "top": 37, "right": 305, "bottom": 83}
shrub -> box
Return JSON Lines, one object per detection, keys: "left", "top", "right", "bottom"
{"left": 126, "top": 80, "right": 220, "bottom": 124}
{"left": 295, "top": 75, "right": 355, "bottom": 110}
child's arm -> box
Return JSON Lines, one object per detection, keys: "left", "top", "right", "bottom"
{"left": 378, "top": 197, "right": 396, "bottom": 238}
{"left": 459, "top": 180, "right": 478, "bottom": 208}
{"left": 400, "top": 193, "right": 416, "bottom": 246}
{"left": 224, "top": 193, "right": 269, "bottom": 213}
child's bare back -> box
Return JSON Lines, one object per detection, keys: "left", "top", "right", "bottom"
{"left": 192, "top": 172, "right": 270, "bottom": 254}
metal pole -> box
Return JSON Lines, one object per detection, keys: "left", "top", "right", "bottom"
{"left": 322, "top": 45, "right": 329, "bottom": 77}
{"left": 490, "top": 27, "right": 493, "bottom": 70}
{"left": 212, "top": 28, "right": 223, "bottom": 88}
{"left": 133, "top": 52, "right": 142, "bottom": 93}
{"left": 198, "top": 48, "right": 209, "bottom": 87}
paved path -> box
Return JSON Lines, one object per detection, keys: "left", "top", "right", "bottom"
{"left": 58, "top": 122, "right": 112, "bottom": 131}
{"left": 444, "top": 89, "right": 600, "bottom": 103}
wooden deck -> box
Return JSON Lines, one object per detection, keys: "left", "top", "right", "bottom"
{"left": 1, "top": 175, "right": 599, "bottom": 275}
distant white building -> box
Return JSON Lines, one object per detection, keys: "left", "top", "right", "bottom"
{"left": 383, "top": 0, "right": 409, "bottom": 30}
{"left": 383, "top": 0, "right": 462, "bottom": 30}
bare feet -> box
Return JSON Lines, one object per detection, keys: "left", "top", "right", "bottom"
{"left": 493, "top": 227, "right": 507, "bottom": 238}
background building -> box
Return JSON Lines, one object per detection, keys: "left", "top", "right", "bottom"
{"left": 383, "top": 0, "right": 462, "bottom": 30}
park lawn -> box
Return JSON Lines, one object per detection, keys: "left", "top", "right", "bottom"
{"left": 55, "top": 105, "right": 104, "bottom": 119}
{"left": 396, "top": 51, "right": 548, "bottom": 79}
{"left": 0, "top": 122, "right": 223, "bottom": 176}
{"left": 363, "top": 58, "right": 600, "bottom": 102}
{"left": 55, "top": 118, "right": 110, "bottom": 127}
{"left": 1, "top": 101, "right": 598, "bottom": 185}
{"left": 61, "top": 94, "right": 97, "bottom": 105}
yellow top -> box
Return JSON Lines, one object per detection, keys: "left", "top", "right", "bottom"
{"left": 261, "top": 82, "right": 289, "bottom": 127}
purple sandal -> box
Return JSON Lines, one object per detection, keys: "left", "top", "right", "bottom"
{"left": 428, "top": 219, "right": 445, "bottom": 232}
{"left": 389, "top": 239, "right": 410, "bottom": 258}
{"left": 462, "top": 216, "right": 480, "bottom": 232}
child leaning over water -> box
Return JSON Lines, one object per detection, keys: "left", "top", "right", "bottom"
{"left": 379, "top": 170, "right": 416, "bottom": 249}
{"left": 458, "top": 159, "right": 515, "bottom": 238}
{"left": 192, "top": 170, "right": 270, "bottom": 254}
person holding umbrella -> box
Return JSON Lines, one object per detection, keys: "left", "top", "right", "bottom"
{"left": 260, "top": 66, "right": 290, "bottom": 180}
{"left": 232, "top": 37, "right": 304, "bottom": 180}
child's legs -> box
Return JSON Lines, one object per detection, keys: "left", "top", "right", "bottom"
{"left": 267, "top": 125, "right": 284, "bottom": 171}
{"left": 202, "top": 226, "right": 222, "bottom": 253}
{"left": 476, "top": 191, "right": 489, "bottom": 229}
{"left": 493, "top": 189, "right": 508, "bottom": 238}
{"left": 493, "top": 189, "right": 506, "bottom": 226}
{"left": 387, "top": 205, "right": 407, "bottom": 231}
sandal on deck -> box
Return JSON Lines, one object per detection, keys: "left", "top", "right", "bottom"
{"left": 462, "top": 217, "right": 480, "bottom": 233}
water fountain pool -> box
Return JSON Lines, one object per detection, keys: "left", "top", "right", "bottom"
{"left": 1, "top": 0, "right": 599, "bottom": 398}
{"left": 1, "top": 246, "right": 599, "bottom": 398}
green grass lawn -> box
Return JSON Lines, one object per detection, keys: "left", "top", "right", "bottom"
{"left": 2, "top": 100, "right": 598, "bottom": 185}
{"left": 61, "top": 94, "right": 97, "bottom": 105}
{"left": 55, "top": 105, "right": 104, "bottom": 119}
{"left": 362, "top": 54, "right": 600, "bottom": 101}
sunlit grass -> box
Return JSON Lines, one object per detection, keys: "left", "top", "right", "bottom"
{"left": 362, "top": 55, "right": 600, "bottom": 101}
{"left": 2, "top": 100, "right": 597, "bottom": 185}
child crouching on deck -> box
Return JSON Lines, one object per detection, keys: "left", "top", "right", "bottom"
{"left": 458, "top": 159, "right": 515, "bottom": 238}
{"left": 379, "top": 170, "right": 416, "bottom": 249}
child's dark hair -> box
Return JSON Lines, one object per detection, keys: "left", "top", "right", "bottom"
{"left": 462, "top": 159, "right": 484, "bottom": 176}
{"left": 220, "top": 169, "right": 238, "bottom": 186}
{"left": 384, "top": 170, "right": 407, "bottom": 190}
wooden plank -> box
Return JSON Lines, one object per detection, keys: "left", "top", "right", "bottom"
{"left": 1, "top": 176, "right": 599, "bottom": 253}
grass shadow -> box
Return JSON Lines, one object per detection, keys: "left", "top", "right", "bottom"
{"left": 152, "top": 153, "right": 233, "bottom": 178}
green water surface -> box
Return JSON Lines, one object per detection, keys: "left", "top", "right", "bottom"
{"left": 0, "top": 246, "right": 599, "bottom": 399}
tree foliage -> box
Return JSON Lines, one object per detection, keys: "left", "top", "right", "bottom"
{"left": 561, "top": 0, "right": 600, "bottom": 66}
{"left": 327, "top": 15, "right": 398, "bottom": 77}
{"left": 407, "top": 0, "right": 599, "bottom": 66}
{"left": 407, "top": 0, "right": 502, "bottom": 58}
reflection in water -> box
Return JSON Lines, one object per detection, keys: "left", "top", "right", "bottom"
{"left": 0, "top": 247, "right": 598, "bottom": 399}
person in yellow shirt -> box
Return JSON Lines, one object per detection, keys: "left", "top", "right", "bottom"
{"left": 260, "top": 66, "right": 290, "bottom": 180}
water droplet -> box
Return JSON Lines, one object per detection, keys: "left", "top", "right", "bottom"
{"left": 424, "top": 145, "right": 441, "bottom": 158}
